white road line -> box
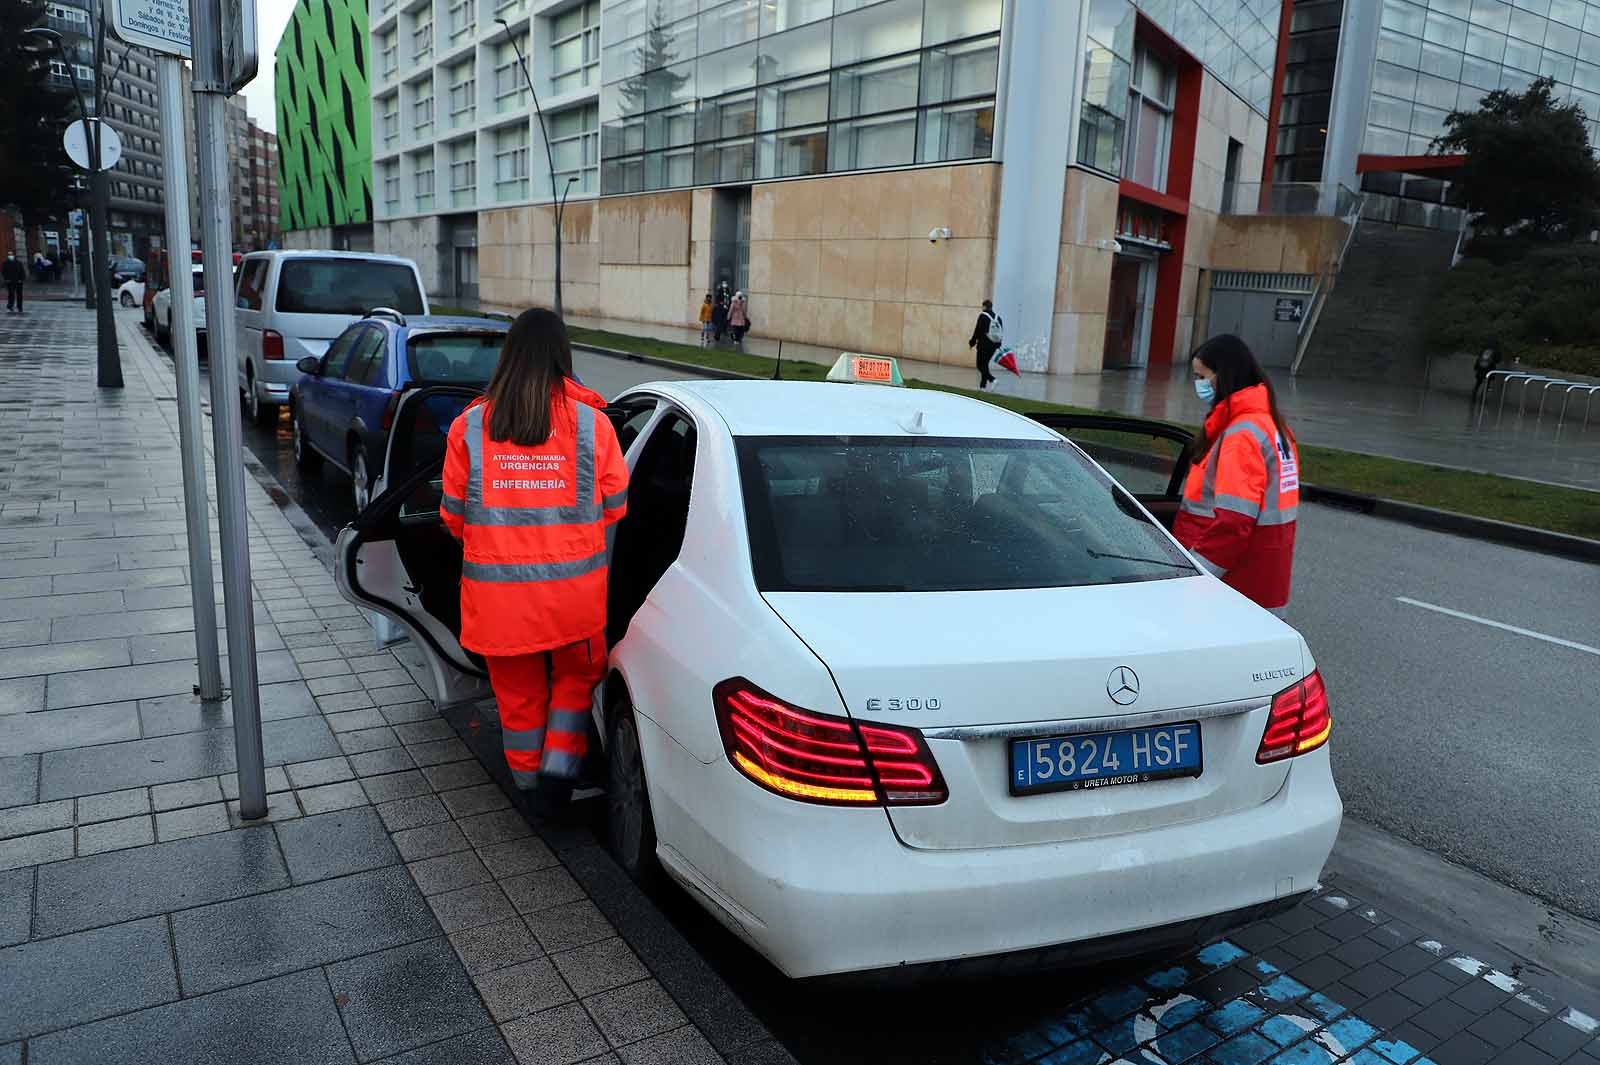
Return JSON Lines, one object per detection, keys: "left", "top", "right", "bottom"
{"left": 1395, "top": 597, "right": 1600, "bottom": 657}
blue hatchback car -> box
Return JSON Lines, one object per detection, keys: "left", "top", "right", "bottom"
{"left": 290, "top": 310, "right": 512, "bottom": 511}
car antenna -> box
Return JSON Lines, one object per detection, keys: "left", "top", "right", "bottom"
{"left": 772, "top": 339, "right": 782, "bottom": 380}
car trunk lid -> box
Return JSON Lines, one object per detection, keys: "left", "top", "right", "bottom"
{"left": 762, "top": 577, "right": 1306, "bottom": 850}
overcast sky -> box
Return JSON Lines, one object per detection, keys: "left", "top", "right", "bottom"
{"left": 236, "top": 0, "right": 298, "bottom": 133}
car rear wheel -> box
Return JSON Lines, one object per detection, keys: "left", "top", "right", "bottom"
{"left": 350, "top": 444, "right": 372, "bottom": 512}
{"left": 607, "top": 697, "right": 660, "bottom": 887}
{"left": 292, "top": 406, "right": 323, "bottom": 473}
{"left": 120, "top": 291, "right": 134, "bottom": 307}
{"left": 246, "top": 371, "right": 277, "bottom": 426}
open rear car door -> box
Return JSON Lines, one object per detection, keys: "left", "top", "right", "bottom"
{"left": 1027, "top": 413, "right": 1194, "bottom": 529}
{"left": 334, "top": 385, "right": 491, "bottom": 706}
{"left": 334, "top": 386, "right": 646, "bottom": 707}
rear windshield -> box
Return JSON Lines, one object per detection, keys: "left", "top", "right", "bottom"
{"left": 406, "top": 333, "right": 503, "bottom": 385}
{"left": 275, "top": 259, "right": 425, "bottom": 316}
{"left": 737, "top": 436, "right": 1196, "bottom": 592}
{"left": 191, "top": 269, "right": 204, "bottom": 294}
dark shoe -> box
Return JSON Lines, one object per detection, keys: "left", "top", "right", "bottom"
{"left": 528, "top": 775, "right": 575, "bottom": 821}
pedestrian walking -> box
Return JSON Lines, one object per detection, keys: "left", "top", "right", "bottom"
{"left": 698, "top": 293, "right": 715, "bottom": 345}
{"left": 712, "top": 291, "right": 729, "bottom": 343}
{"left": 438, "top": 308, "right": 630, "bottom": 812}
{"left": 3, "top": 253, "right": 24, "bottom": 314}
{"left": 728, "top": 291, "right": 749, "bottom": 348}
{"left": 1471, "top": 337, "right": 1502, "bottom": 408}
{"left": 969, "top": 299, "right": 1003, "bottom": 389}
{"left": 1173, "top": 334, "right": 1299, "bottom": 612}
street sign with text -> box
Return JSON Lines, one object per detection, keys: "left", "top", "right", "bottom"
{"left": 108, "top": 0, "right": 191, "bottom": 57}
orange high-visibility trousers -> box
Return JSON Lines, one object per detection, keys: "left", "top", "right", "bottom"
{"left": 485, "top": 632, "right": 605, "bottom": 787}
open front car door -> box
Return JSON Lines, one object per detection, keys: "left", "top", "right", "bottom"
{"left": 1027, "top": 413, "right": 1195, "bottom": 530}
{"left": 334, "top": 385, "right": 491, "bottom": 706}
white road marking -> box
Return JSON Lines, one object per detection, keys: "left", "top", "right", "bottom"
{"left": 1396, "top": 597, "right": 1600, "bottom": 657}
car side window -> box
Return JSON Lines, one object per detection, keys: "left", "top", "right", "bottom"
{"left": 343, "top": 329, "right": 387, "bottom": 384}
{"left": 322, "top": 327, "right": 363, "bottom": 379}
{"left": 235, "top": 260, "right": 262, "bottom": 309}
{"left": 607, "top": 400, "right": 658, "bottom": 456}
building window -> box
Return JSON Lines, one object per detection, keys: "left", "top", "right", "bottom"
{"left": 494, "top": 124, "right": 529, "bottom": 200}
{"left": 411, "top": 14, "right": 433, "bottom": 63}
{"left": 448, "top": 61, "right": 477, "bottom": 127}
{"left": 550, "top": 0, "right": 601, "bottom": 95}
{"left": 1078, "top": 1, "right": 1132, "bottom": 175}
{"left": 381, "top": 95, "right": 400, "bottom": 145}
{"left": 381, "top": 162, "right": 400, "bottom": 211}
{"left": 495, "top": 35, "right": 531, "bottom": 113}
{"left": 450, "top": 138, "right": 477, "bottom": 206}
{"left": 446, "top": 0, "right": 473, "bottom": 43}
{"left": 599, "top": 0, "right": 999, "bottom": 192}
{"left": 413, "top": 82, "right": 435, "bottom": 136}
{"left": 414, "top": 149, "right": 435, "bottom": 210}
{"left": 494, "top": 0, "right": 526, "bottom": 21}
{"left": 380, "top": 30, "right": 398, "bottom": 79}
{"left": 549, "top": 102, "right": 600, "bottom": 195}
{"left": 1122, "top": 42, "right": 1174, "bottom": 192}
{"left": 1221, "top": 137, "right": 1243, "bottom": 214}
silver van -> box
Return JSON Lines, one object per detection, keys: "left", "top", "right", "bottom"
{"left": 233, "top": 250, "right": 429, "bottom": 423}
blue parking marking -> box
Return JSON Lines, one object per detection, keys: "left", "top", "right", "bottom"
{"left": 979, "top": 936, "right": 1448, "bottom": 1065}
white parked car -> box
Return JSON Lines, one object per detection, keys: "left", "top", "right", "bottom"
{"left": 334, "top": 362, "right": 1342, "bottom": 980}
{"left": 233, "top": 250, "right": 428, "bottom": 425}
{"left": 151, "top": 266, "right": 207, "bottom": 350}
{"left": 117, "top": 277, "right": 145, "bottom": 307}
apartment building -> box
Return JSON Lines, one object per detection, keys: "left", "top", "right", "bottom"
{"left": 42, "top": 0, "right": 168, "bottom": 259}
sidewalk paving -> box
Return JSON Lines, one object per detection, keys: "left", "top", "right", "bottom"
{"left": 565, "top": 313, "right": 1600, "bottom": 493}
{"left": 0, "top": 303, "right": 785, "bottom": 1065}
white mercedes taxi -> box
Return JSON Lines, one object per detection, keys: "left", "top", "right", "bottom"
{"left": 334, "top": 355, "right": 1342, "bottom": 980}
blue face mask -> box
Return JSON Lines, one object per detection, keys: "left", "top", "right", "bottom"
{"left": 1194, "top": 377, "right": 1216, "bottom": 403}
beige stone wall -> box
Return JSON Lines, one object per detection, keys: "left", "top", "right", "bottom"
{"left": 479, "top": 191, "right": 694, "bottom": 325}
{"left": 744, "top": 163, "right": 1000, "bottom": 365}
{"left": 1210, "top": 215, "right": 1348, "bottom": 275}
{"left": 1052, "top": 169, "right": 1120, "bottom": 374}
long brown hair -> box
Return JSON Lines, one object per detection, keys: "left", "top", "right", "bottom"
{"left": 1189, "top": 334, "right": 1294, "bottom": 459}
{"left": 484, "top": 308, "right": 573, "bottom": 446}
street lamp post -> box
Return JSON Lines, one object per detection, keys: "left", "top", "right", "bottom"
{"left": 22, "top": 23, "right": 123, "bottom": 388}
{"left": 496, "top": 19, "right": 577, "bottom": 320}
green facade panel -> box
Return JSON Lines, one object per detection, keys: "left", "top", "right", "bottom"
{"left": 274, "top": 0, "right": 372, "bottom": 231}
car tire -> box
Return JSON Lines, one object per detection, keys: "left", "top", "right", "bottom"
{"left": 292, "top": 406, "right": 323, "bottom": 473}
{"left": 120, "top": 291, "right": 134, "bottom": 307}
{"left": 245, "top": 371, "right": 277, "bottom": 426}
{"left": 606, "top": 696, "right": 660, "bottom": 887}
{"left": 163, "top": 314, "right": 174, "bottom": 350}
{"left": 350, "top": 443, "right": 372, "bottom": 512}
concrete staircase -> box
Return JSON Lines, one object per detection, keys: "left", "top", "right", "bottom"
{"left": 1298, "top": 220, "right": 1460, "bottom": 385}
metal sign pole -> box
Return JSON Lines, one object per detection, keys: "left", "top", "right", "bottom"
{"left": 191, "top": 0, "right": 265, "bottom": 820}
{"left": 156, "top": 56, "right": 224, "bottom": 703}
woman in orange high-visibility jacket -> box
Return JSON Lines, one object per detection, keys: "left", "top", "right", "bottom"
{"left": 1172, "top": 334, "right": 1299, "bottom": 611}
{"left": 439, "top": 308, "right": 628, "bottom": 805}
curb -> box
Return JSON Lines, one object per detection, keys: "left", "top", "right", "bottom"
{"left": 1300, "top": 483, "right": 1600, "bottom": 564}
{"left": 575, "top": 343, "right": 1600, "bottom": 565}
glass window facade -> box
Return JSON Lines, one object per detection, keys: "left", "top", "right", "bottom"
{"left": 600, "top": 0, "right": 1000, "bottom": 193}
{"left": 1078, "top": 0, "right": 1280, "bottom": 175}
{"left": 1366, "top": 0, "right": 1600, "bottom": 157}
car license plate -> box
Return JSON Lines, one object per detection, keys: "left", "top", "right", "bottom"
{"left": 1009, "top": 722, "right": 1203, "bottom": 796}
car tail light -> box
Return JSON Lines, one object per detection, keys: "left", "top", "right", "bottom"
{"left": 263, "top": 329, "right": 285, "bottom": 360}
{"left": 1257, "top": 670, "right": 1332, "bottom": 764}
{"left": 381, "top": 390, "right": 401, "bottom": 430}
{"left": 714, "top": 679, "right": 947, "bottom": 807}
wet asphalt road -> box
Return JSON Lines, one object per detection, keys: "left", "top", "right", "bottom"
{"left": 161, "top": 311, "right": 1599, "bottom": 931}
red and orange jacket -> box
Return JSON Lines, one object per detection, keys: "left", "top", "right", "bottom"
{"left": 440, "top": 381, "right": 628, "bottom": 656}
{"left": 1172, "top": 383, "right": 1299, "bottom": 609}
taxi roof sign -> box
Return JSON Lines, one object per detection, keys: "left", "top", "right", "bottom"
{"left": 826, "top": 353, "right": 904, "bottom": 386}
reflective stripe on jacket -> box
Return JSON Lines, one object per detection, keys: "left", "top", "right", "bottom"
{"left": 1172, "top": 383, "right": 1298, "bottom": 609}
{"left": 439, "top": 381, "right": 629, "bottom": 656}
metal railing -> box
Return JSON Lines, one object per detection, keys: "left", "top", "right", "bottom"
{"left": 1476, "top": 369, "right": 1600, "bottom": 433}
{"left": 1450, "top": 211, "right": 1475, "bottom": 268}
{"left": 1226, "top": 181, "right": 1361, "bottom": 218}
{"left": 1290, "top": 191, "right": 1366, "bottom": 375}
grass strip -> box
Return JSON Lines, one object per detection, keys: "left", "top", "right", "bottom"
{"left": 567, "top": 326, "right": 1600, "bottom": 540}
